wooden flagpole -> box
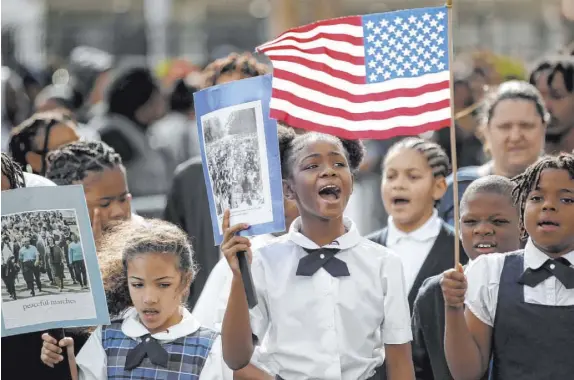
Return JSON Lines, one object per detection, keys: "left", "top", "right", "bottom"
{"left": 446, "top": 0, "right": 461, "bottom": 266}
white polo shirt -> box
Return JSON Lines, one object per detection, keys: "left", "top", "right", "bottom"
{"left": 249, "top": 217, "right": 412, "bottom": 380}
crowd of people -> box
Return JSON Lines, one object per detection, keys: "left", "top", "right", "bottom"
{"left": 1, "top": 15, "right": 574, "bottom": 380}
{"left": 207, "top": 133, "right": 264, "bottom": 215}
{"left": 1, "top": 210, "right": 86, "bottom": 300}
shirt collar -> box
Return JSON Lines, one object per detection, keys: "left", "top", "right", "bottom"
{"left": 525, "top": 238, "right": 574, "bottom": 269}
{"left": 121, "top": 307, "right": 201, "bottom": 342}
{"left": 387, "top": 209, "right": 441, "bottom": 246}
{"left": 288, "top": 216, "right": 361, "bottom": 250}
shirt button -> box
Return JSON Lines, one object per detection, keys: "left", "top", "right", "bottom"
{"left": 320, "top": 254, "right": 325, "bottom": 259}
{"left": 550, "top": 264, "right": 556, "bottom": 270}
{"left": 145, "top": 337, "right": 150, "bottom": 342}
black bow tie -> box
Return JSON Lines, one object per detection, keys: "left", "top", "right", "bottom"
{"left": 296, "top": 248, "right": 350, "bottom": 277}
{"left": 518, "top": 258, "right": 574, "bottom": 289}
{"left": 124, "top": 334, "right": 169, "bottom": 371}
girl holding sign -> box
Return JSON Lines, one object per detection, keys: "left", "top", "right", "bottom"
{"left": 220, "top": 128, "right": 415, "bottom": 379}
{"left": 41, "top": 219, "right": 232, "bottom": 379}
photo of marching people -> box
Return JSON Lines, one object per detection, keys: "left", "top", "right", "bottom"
{"left": 1, "top": 209, "right": 89, "bottom": 302}
{"left": 202, "top": 104, "right": 266, "bottom": 218}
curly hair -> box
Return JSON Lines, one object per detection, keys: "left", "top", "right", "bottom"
{"left": 1, "top": 153, "right": 26, "bottom": 189}
{"left": 201, "top": 53, "right": 269, "bottom": 88}
{"left": 277, "top": 124, "right": 365, "bottom": 178}
{"left": 98, "top": 219, "right": 198, "bottom": 317}
{"left": 383, "top": 137, "right": 451, "bottom": 178}
{"left": 512, "top": 153, "right": 574, "bottom": 239}
{"left": 45, "top": 140, "right": 123, "bottom": 185}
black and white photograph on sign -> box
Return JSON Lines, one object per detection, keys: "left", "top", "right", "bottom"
{"left": 1, "top": 209, "right": 90, "bottom": 303}
{"left": 201, "top": 100, "right": 274, "bottom": 234}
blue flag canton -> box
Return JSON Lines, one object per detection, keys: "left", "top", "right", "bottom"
{"left": 362, "top": 7, "right": 449, "bottom": 84}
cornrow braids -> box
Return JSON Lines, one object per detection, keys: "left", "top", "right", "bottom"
{"left": 512, "top": 153, "right": 574, "bottom": 239}
{"left": 45, "top": 140, "right": 122, "bottom": 185}
{"left": 1, "top": 153, "right": 26, "bottom": 189}
{"left": 384, "top": 137, "right": 451, "bottom": 178}
{"left": 202, "top": 53, "right": 269, "bottom": 88}
{"left": 277, "top": 125, "right": 365, "bottom": 178}
{"left": 8, "top": 111, "right": 74, "bottom": 170}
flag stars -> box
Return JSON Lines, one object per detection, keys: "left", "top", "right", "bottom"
{"left": 364, "top": 9, "right": 448, "bottom": 82}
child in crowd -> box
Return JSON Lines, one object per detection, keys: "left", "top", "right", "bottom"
{"left": 45, "top": 140, "right": 135, "bottom": 244}
{"left": 443, "top": 154, "right": 574, "bottom": 380}
{"left": 40, "top": 219, "right": 232, "bottom": 379}
{"left": 8, "top": 111, "right": 79, "bottom": 176}
{"left": 220, "top": 128, "right": 415, "bottom": 379}
{"left": 411, "top": 175, "right": 521, "bottom": 379}
{"left": 368, "top": 138, "right": 466, "bottom": 313}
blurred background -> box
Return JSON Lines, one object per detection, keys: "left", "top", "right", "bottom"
{"left": 3, "top": 0, "right": 574, "bottom": 72}
{"left": 3, "top": 0, "right": 574, "bottom": 225}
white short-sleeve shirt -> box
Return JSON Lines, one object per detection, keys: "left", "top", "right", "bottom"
{"left": 249, "top": 217, "right": 412, "bottom": 380}
{"left": 465, "top": 239, "right": 574, "bottom": 327}
{"left": 75, "top": 307, "right": 232, "bottom": 380}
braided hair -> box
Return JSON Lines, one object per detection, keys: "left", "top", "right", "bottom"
{"left": 384, "top": 137, "right": 451, "bottom": 178}
{"left": 8, "top": 111, "right": 74, "bottom": 170}
{"left": 1, "top": 153, "right": 26, "bottom": 189}
{"left": 45, "top": 140, "right": 123, "bottom": 185}
{"left": 277, "top": 125, "right": 365, "bottom": 178}
{"left": 512, "top": 153, "right": 574, "bottom": 239}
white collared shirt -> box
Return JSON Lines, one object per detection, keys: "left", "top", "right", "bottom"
{"left": 193, "top": 234, "right": 277, "bottom": 375}
{"left": 249, "top": 217, "right": 412, "bottom": 380}
{"left": 386, "top": 209, "right": 442, "bottom": 292}
{"left": 193, "top": 234, "right": 277, "bottom": 331}
{"left": 465, "top": 239, "right": 574, "bottom": 327}
{"left": 75, "top": 307, "right": 232, "bottom": 380}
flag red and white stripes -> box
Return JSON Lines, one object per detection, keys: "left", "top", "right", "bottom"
{"left": 256, "top": 6, "right": 451, "bottom": 140}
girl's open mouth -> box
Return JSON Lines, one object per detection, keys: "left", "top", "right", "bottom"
{"left": 318, "top": 185, "right": 341, "bottom": 201}
{"left": 538, "top": 220, "right": 560, "bottom": 232}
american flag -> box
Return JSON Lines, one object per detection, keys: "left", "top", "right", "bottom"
{"left": 256, "top": 6, "right": 451, "bottom": 140}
